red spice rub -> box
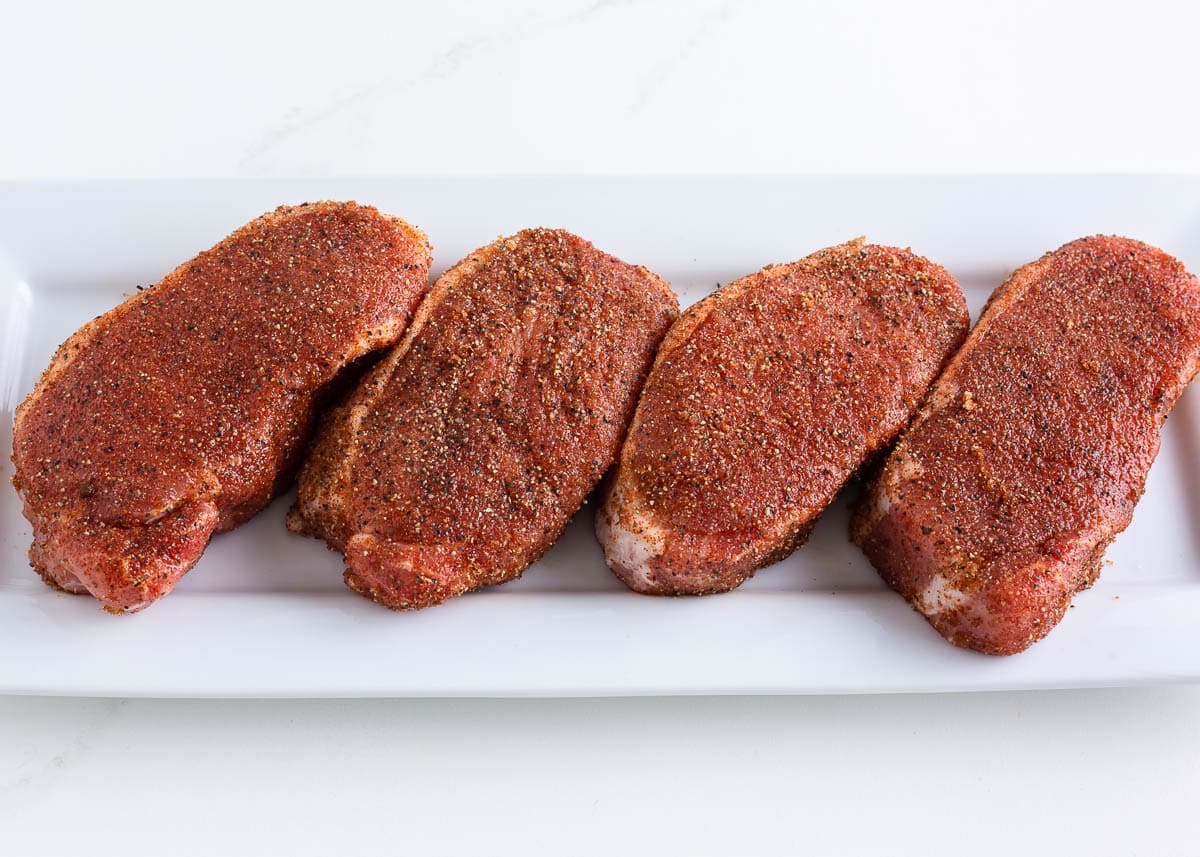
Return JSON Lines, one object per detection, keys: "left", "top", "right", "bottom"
{"left": 11, "top": 202, "right": 432, "bottom": 612}
{"left": 852, "top": 235, "right": 1200, "bottom": 655}
{"left": 288, "top": 228, "right": 678, "bottom": 610}
{"left": 597, "top": 239, "right": 969, "bottom": 594}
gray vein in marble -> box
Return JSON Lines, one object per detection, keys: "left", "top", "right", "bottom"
{"left": 1, "top": 699, "right": 127, "bottom": 799}
{"left": 237, "top": 0, "right": 635, "bottom": 174}
{"left": 630, "top": 0, "right": 738, "bottom": 115}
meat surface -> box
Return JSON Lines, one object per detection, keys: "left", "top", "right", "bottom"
{"left": 11, "top": 201, "right": 432, "bottom": 612}
{"left": 597, "top": 239, "right": 969, "bottom": 594}
{"left": 852, "top": 235, "right": 1200, "bottom": 655}
{"left": 288, "top": 228, "right": 678, "bottom": 610}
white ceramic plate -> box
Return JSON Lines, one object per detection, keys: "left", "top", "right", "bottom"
{"left": 1, "top": 177, "right": 1198, "bottom": 697}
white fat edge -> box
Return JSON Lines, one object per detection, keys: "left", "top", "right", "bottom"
{"left": 923, "top": 379, "right": 960, "bottom": 414}
{"left": 598, "top": 483, "right": 666, "bottom": 591}
{"left": 863, "top": 451, "right": 924, "bottom": 528}
{"left": 915, "top": 573, "right": 970, "bottom": 616}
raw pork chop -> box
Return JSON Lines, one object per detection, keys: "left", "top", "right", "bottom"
{"left": 12, "top": 202, "right": 432, "bottom": 611}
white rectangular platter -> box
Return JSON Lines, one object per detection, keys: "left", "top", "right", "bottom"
{"left": 1, "top": 177, "right": 1198, "bottom": 697}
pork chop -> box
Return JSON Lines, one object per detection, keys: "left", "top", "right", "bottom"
{"left": 851, "top": 235, "right": 1200, "bottom": 655}
{"left": 11, "top": 201, "right": 432, "bottom": 612}
{"left": 597, "top": 239, "right": 969, "bottom": 594}
{"left": 288, "top": 228, "right": 678, "bottom": 610}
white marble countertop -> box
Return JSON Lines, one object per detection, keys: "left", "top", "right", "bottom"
{"left": 4, "top": 1, "right": 1200, "bottom": 854}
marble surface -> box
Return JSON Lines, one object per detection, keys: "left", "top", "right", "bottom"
{"left": 7, "top": 0, "right": 1200, "bottom": 178}
{"left": 2, "top": 689, "right": 1199, "bottom": 856}
{"left": 4, "top": 1, "right": 1200, "bottom": 854}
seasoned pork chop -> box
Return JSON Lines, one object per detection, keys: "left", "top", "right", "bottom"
{"left": 597, "top": 239, "right": 969, "bottom": 594}
{"left": 288, "top": 228, "right": 678, "bottom": 610}
{"left": 852, "top": 236, "right": 1200, "bottom": 655}
{"left": 11, "top": 202, "right": 432, "bottom": 612}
